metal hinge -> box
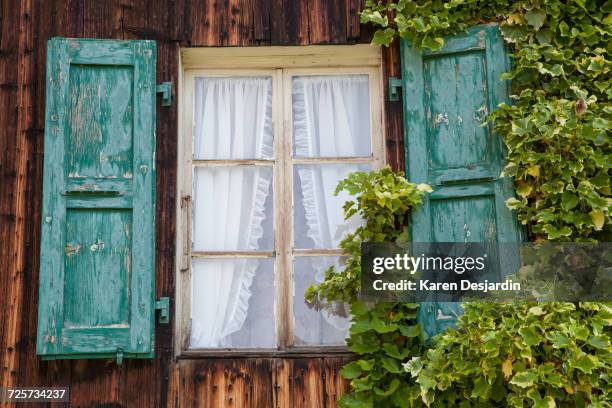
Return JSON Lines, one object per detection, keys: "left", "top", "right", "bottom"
{"left": 116, "top": 348, "right": 124, "bottom": 365}
{"left": 155, "top": 297, "right": 170, "bottom": 324}
{"left": 156, "top": 82, "right": 172, "bottom": 106}
{"left": 388, "top": 77, "right": 403, "bottom": 102}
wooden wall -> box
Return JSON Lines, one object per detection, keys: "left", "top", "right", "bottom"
{"left": 0, "top": 0, "right": 404, "bottom": 406}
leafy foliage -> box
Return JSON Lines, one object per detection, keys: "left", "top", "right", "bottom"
{"left": 305, "top": 167, "right": 431, "bottom": 304}
{"left": 305, "top": 168, "right": 430, "bottom": 407}
{"left": 339, "top": 301, "right": 424, "bottom": 407}
{"left": 407, "top": 302, "right": 612, "bottom": 407}
{"left": 361, "top": 0, "right": 611, "bottom": 241}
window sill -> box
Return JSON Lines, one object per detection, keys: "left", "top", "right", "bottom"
{"left": 177, "top": 346, "right": 353, "bottom": 359}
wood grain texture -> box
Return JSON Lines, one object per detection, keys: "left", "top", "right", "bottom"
{"left": 401, "top": 25, "right": 521, "bottom": 338}
{"left": 0, "top": 0, "right": 403, "bottom": 406}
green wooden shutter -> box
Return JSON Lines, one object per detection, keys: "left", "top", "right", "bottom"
{"left": 37, "top": 38, "right": 157, "bottom": 360}
{"left": 400, "top": 25, "right": 523, "bottom": 338}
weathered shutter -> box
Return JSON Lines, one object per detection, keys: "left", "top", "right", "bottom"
{"left": 400, "top": 25, "right": 522, "bottom": 338}
{"left": 37, "top": 38, "right": 157, "bottom": 360}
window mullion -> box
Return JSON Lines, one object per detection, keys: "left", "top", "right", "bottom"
{"left": 274, "top": 68, "right": 294, "bottom": 348}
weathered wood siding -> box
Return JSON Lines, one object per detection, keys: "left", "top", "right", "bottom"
{"left": 0, "top": 0, "right": 404, "bottom": 406}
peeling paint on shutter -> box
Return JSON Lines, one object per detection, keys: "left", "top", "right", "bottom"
{"left": 37, "top": 38, "right": 156, "bottom": 360}
{"left": 400, "top": 25, "right": 522, "bottom": 338}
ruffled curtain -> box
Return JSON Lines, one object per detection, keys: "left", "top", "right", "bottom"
{"left": 190, "top": 77, "right": 273, "bottom": 348}
{"left": 293, "top": 75, "right": 370, "bottom": 249}
{"left": 292, "top": 75, "right": 370, "bottom": 331}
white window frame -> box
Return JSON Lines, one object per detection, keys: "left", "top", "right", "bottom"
{"left": 176, "top": 45, "right": 384, "bottom": 356}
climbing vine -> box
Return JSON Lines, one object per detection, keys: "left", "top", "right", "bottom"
{"left": 306, "top": 1, "right": 611, "bottom": 407}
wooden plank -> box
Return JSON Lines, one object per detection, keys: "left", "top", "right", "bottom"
{"left": 309, "top": 0, "right": 348, "bottom": 45}
{"left": 190, "top": 0, "right": 223, "bottom": 46}
{"left": 82, "top": 0, "right": 122, "bottom": 38}
{"left": 17, "top": 0, "right": 62, "bottom": 391}
{"left": 2, "top": 0, "right": 34, "bottom": 392}
{"left": 322, "top": 357, "right": 352, "bottom": 406}
{"left": 180, "top": 359, "right": 275, "bottom": 408}
{"left": 151, "top": 39, "right": 180, "bottom": 408}
{"left": 273, "top": 358, "right": 293, "bottom": 408}
{"left": 382, "top": 42, "right": 404, "bottom": 172}
{"left": 226, "top": 0, "right": 257, "bottom": 46}
{"left": 253, "top": 0, "right": 271, "bottom": 43}
{"left": 269, "top": 0, "right": 309, "bottom": 45}
{"left": 346, "top": 0, "right": 363, "bottom": 41}
{"left": 291, "top": 358, "right": 325, "bottom": 408}
{"left": 122, "top": 0, "right": 147, "bottom": 40}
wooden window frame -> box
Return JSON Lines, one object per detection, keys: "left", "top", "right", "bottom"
{"left": 176, "top": 45, "right": 384, "bottom": 357}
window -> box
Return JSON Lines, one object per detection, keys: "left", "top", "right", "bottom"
{"left": 177, "top": 46, "right": 383, "bottom": 353}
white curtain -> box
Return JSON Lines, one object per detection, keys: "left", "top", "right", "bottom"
{"left": 293, "top": 75, "right": 370, "bottom": 251}
{"left": 293, "top": 75, "right": 370, "bottom": 330}
{"left": 191, "top": 77, "right": 273, "bottom": 348}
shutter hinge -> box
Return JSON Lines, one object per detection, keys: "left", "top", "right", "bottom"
{"left": 156, "top": 82, "right": 173, "bottom": 106}
{"left": 155, "top": 297, "right": 170, "bottom": 324}
{"left": 388, "top": 77, "right": 403, "bottom": 102}
{"left": 116, "top": 348, "right": 124, "bottom": 365}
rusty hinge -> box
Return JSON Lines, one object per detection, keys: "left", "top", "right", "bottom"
{"left": 156, "top": 82, "right": 173, "bottom": 106}
{"left": 388, "top": 77, "right": 403, "bottom": 102}
{"left": 155, "top": 297, "right": 170, "bottom": 324}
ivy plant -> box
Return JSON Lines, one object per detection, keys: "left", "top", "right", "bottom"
{"left": 406, "top": 302, "right": 611, "bottom": 407}
{"left": 305, "top": 167, "right": 431, "bottom": 407}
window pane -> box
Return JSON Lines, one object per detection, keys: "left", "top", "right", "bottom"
{"left": 294, "top": 257, "right": 349, "bottom": 346}
{"left": 193, "top": 166, "right": 274, "bottom": 251}
{"left": 194, "top": 77, "right": 273, "bottom": 160}
{"left": 294, "top": 163, "right": 370, "bottom": 249}
{"left": 191, "top": 258, "right": 275, "bottom": 348}
{"left": 292, "top": 74, "right": 371, "bottom": 157}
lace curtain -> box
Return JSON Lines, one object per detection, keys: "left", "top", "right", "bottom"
{"left": 190, "top": 77, "right": 273, "bottom": 348}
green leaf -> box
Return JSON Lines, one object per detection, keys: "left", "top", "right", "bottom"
{"left": 341, "top": 362, "right": 363, "bottom": 379}
{"left": 350, "top": 320, "right": 372, "bottom": 334}
{"left": 519, "top": 326, "right": 541, "bottom": 346}
{"left": 471, "top": 377, "right": 491, "bottom": 399}
{"left": 561, "top": 191, "right": 579, "bottom": 210}
{"left": 372, "top": 28, "right": 396, "bottom": 46}
{"left": 542, "top": 224, "right": 572, "bottom": 239}
{"left": 528, "top": 306, "right": 545, "bottom": 316}
{"left": 588, "top": 335, "right": 609, "bottom": 349}
{"left": 374, "top": 379, "right": 400, "bottom": 397}
{"left": 506, "top": 197, "right": 522, "bottom": 210}
{"left": 399, "top": 324, "right": 421, "bottom": 338}
{"left": 382, "top": 342, "right": 408, "bottom": 359}
{"left": 525, "top": 9, "right": 547, "bottom": 30}
{"left": 548, "top": 332, "right": 572, "bottom": 348}
{"left": 338, "top": 394, "right": 373, "bottom": 408}
{"left": 516, "top": 183, "right": 533, "bottom": 198}
{"left": 510, "top": 370, "right": 538, "bottom": 388}
{"left": 571, "top": 354, "right": 598, "bottom": 373}
{"left": 589, "top": 209, "right": 605, "bottom": 231}
{"left": 417, "top": 183, "right": 433, "bottom": 193}
{"left": 381, "top": 357, "right": 402, "bottom": 374}
{"left": 403, "top": 356, "right": 423, "bottom": 377}
{"left": 371, "top": 316, "right": 398, "bottom": 333}
{"left": 421, "top": 37, "right": 444, "bottom": 51}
